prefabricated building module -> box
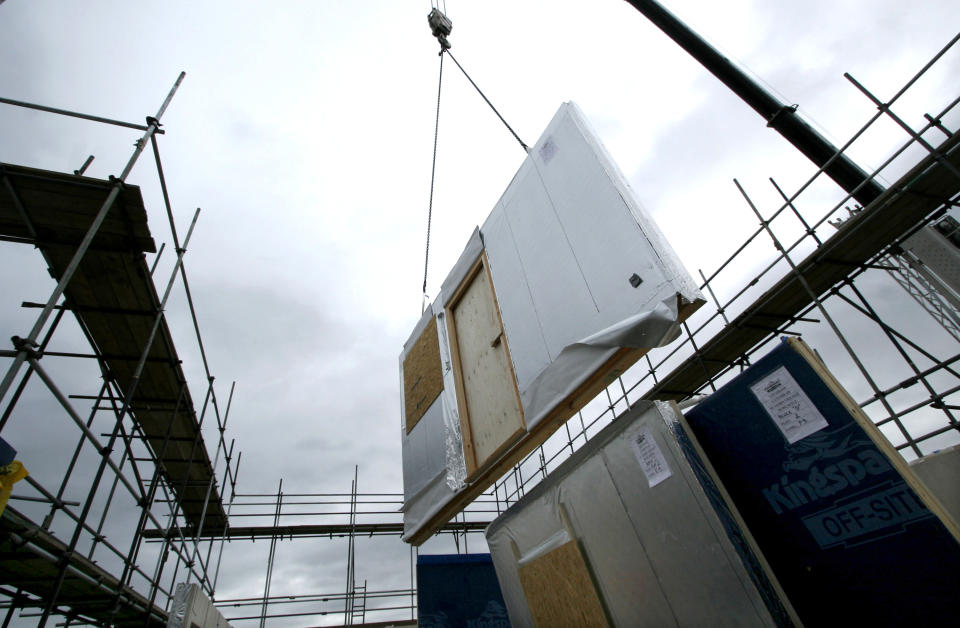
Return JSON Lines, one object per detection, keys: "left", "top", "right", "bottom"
{"left": 399, "top": 101, "right": 705, "bottom": 544}
{"left": 684, "top": 337, "right": 960, "bottom": 626}
{"left": 485, "top": 400, "right": 788, "bottom": 627}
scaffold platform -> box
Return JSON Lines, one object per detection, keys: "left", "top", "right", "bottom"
{"left": 647, "top": 132, "right": 960, "bottom": 403}
{"left": 0, "top": 507, "right": 167, "bottom": 626}
{"left": 0, "top": 163, "right": 228, "bottom": 533}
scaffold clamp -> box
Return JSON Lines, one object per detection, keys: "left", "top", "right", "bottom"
{"left": 11, "top": 336, "right": 39, "bottom": 359}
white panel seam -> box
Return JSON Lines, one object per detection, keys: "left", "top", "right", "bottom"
{"left": 528, "top": 142, "right": 600, "bottom": 313}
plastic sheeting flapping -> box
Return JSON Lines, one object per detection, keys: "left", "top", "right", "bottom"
{"left": 400, "top": 102, "right": 705, "bottom": 543}
{"left": 485, "top": 402, "right": 782, "bottom": 627}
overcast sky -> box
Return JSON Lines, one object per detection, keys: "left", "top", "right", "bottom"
{"left": 1, "top": 1, "right": 959, "bottom": 626}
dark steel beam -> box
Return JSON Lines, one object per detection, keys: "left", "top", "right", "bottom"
{"left": 623, "top": 0, "right": 884, "bottom": 206}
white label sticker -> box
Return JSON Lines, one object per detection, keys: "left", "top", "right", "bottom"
{"left": 631, "top": 426, "right": 672, "bottom": 488}
{"left": 750, "top": 366, "right": 829, "bottom": 444}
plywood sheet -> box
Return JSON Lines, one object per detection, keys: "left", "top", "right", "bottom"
{"left": 448, "top": 258, "right": 524, "bottom": 476}
{"left": 518, "top": 539, "right": 609, "bottom": 628}
{"left": 402, "top": 317, "right": 443, "bottom": 434}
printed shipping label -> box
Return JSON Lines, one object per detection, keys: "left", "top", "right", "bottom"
{"left": 750, "top": 366, "right": 829, "bottom": 444}
{"left": 631, "top": 426, "right": 672, "bottom": 488}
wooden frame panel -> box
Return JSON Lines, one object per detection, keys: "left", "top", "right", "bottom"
{"left": 445, "top": 252, "right": 525, "bottom": 479}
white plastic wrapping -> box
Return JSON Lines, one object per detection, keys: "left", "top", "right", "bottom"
{"left": 434, "top": 298, "right": 467, "bottom": 491}
{"left": 166, "top": 583, "right": 230, "bottom": 628}
{"left": 519, "top": 296, "right": 682, "bottom": 431}
{"left": 399, "top": 296, "right": 469, "bottom": 533}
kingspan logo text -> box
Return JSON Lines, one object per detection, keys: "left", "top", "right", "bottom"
{"left": 763, "top": 449, "right": 891, "bottom": 514}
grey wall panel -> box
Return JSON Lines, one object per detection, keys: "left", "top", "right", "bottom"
{"left": 600, "top": 419, "right": 773, "bottom": 626}
{"left": 559, "top": 454, "right": 678, "bottom": 627}
{"left": 401, "top": 397, "right": 448, "bottom": 502}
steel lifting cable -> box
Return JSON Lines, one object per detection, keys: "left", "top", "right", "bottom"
{"left": 421, "top": 8, "right": 529, "bottom": 304}
{"left": 422, "top": 51, "right": 444, "bottom": 300}
{"left": 445, "top": 50, "right": 529, "bottom": 153}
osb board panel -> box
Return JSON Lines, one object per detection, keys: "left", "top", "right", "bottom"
{"left": 449, "top": 260, "right": 524, "bottom": 475}
{"left": 518, "top": 539, "right": 609, "bottom": 628}
{"left": 403, "top": 316, "right": 443, "bottom": 434}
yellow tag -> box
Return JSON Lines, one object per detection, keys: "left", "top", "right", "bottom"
{"left": 0, "top": 461, "right": 28, "bottom": 517}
